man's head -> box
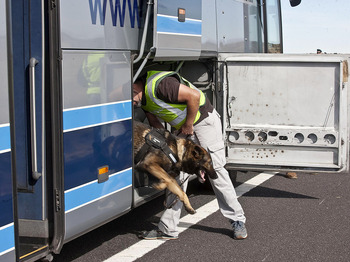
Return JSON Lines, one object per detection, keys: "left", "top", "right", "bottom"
{"left": 133, "top": 80, "right": 144, "bottom": 107}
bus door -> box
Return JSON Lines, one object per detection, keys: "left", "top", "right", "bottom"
{"left": 220, "top": 54, "right": 349, "bottom": 173}
{"left": 6, "top": 1, "right": 57, "bottom": 261}
{"left": 59, "top": 0, "right": 134, "bottom": 242}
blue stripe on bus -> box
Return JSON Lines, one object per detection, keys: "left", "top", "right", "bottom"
{"left": 63, "top": 119, "right": 132, "bottom": 191}
{"left": 157, "top": 15, "right": 202, "bottom": 36}
{"left": 0, "top": 224, "right": 14, "bottom": 254}
{"left": 65, "top": 168, "right": 132, "bottom": 212}
{"left": 0, "top": 125, "right": 10, "bottom": 151}
{"left": 63, "top": 101, "right": 132, "bottom": 131}
{"left": 0, "top": 152, "right": 13, "bottom": 228}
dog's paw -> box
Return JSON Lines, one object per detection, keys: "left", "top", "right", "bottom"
{"left": 285, "top": 172, "right": 298, "bottom": 179}
{"left": 186, "top": 207, "right": 196, "bottom": 215}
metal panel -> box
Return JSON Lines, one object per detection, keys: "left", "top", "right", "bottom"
{"left": 65, "top": 186, "right": 132, "bottom": 242}
{"left": 201, "top": 0, "right": 217, "bottom": 53}
{"left": 60, "top": 0, "right": 142, "bottom": 50}
{"left": 0, "top": 249, "right": 15, "bottom": 262}
{"left": 216, "top": 0, "right": 263, "bottom": 53}
{"left": 221, "top": 54, "right": 349, "bottom": 173}
{"left": 153, "top": 0, "right": 202, "bottom": 60}
{"left": 155, "top": 33, "right": 201, "bottom": 60}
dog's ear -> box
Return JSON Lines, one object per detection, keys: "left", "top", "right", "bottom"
{"left": 192, "top": 145, "right": 204, "bottom": 159}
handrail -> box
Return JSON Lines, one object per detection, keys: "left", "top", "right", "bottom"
{"left": 29, "top": 57, "right": 41, "bottom": 181}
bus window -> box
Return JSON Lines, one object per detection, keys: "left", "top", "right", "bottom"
{"left": 264, "top": 0, "right": 283, "bottom": 53}
{"left": 245, "top": 0, "right": 264, "bottom": 53}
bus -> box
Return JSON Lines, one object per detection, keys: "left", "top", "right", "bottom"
{"left": 1, "top": 0, "right": 348, "bottom": 261}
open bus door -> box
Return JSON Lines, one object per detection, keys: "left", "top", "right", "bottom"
{"left": 219, "top": 54, "right": 349, "bottom": 174}
{"left": 5, "top": 1, "right": 64, "bottom": 261}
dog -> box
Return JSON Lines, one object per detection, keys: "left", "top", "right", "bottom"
{"left": 134, "top": 121, "right": 217, "bottom": 214}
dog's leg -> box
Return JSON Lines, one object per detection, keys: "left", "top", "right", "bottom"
{"left": 152, "top": 182, "right": 167, "bottom": 190}
{"left": 145, "top": 164, "right": 196, "bottom": 214}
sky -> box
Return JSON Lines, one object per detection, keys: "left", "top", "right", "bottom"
{"left": 281, "top": 0, "right": 350, "bottom": 54}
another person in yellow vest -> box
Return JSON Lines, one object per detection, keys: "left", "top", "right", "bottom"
{"left": 81, "top": 53, "right": 104, "bottom": 104}
{"left": 133, "top": 71, "right": 248, "bottom": 240}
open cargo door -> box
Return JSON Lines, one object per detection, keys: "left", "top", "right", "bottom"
{"left": 220, "top": 54, "right": 349, "bottom": 173}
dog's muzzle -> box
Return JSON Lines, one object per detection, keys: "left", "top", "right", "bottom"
{"left": 197, "top": 169, "right": 218, "bottom": 183}
{"left": 198, "top": 170, "right": 206, "bottom": 183}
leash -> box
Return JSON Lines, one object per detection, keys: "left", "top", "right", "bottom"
{"left": 164, "top": 174, "right": 191, "bottom": 209}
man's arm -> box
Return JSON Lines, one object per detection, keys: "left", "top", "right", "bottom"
{"left": 177, "top": 83, "right": 200, "bottom": 135}
{"left": 145, "top": 111, "right": 164, "bottom": 129}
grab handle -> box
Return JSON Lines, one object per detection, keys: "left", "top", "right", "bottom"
{"left": 29, "top": 57, "right": 41, "bottom": 181}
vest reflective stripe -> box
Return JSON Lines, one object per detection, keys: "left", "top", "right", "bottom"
{"left": 142, "top": 71, "right": 205, "bottom": 129}
{"left": 87, "top": 87, "right": 101, "bottom": 94}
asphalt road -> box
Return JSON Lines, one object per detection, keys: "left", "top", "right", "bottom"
{"left": 53, "top": 170, "right": 350, "bottom": 262}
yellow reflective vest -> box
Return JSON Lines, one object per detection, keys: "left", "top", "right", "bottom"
{"left": 142, "top": 71, "right": 206, "bottom": 129}
{"left": 82, "top": 53, "right": 104, "bottom": 95}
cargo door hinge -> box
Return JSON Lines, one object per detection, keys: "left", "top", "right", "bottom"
{"left": 55, "top": 189, "right": 61, "bottom": 212}
{"left": 51, "top": 0, "right": 57, "bottom": 9}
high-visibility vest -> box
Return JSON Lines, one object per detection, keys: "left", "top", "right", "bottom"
{"left": 82, "top": 54, "right": 104, "bottom": 94}
{"left": 142, "top": 71, "right": 206, "bottom": 129}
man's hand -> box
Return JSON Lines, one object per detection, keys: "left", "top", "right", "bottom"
{"left": 180, "top": 122, "right": 194, "bottom": 135}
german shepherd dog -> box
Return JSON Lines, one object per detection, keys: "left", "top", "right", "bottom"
{"left": 134, "top": 121, "right": 217, "bottom": 214}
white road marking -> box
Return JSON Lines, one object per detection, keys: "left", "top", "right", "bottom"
{"left": 104, "top": 172, "right": 276, "bottom": 262}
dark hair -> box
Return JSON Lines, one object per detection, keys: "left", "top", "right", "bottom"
{"left": 134, "top": 74, "right": 146, "bottom": 86}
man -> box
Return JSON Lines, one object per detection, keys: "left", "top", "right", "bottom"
{"left": 133, "top": 71, "right": 247, "bottom": 240}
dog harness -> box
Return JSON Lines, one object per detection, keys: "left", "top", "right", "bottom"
{"left": 134, "top": 128, "right": 179, "bottom": 165}
{"left": 135, "top": 128, "right": 190, "bottom": 210}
